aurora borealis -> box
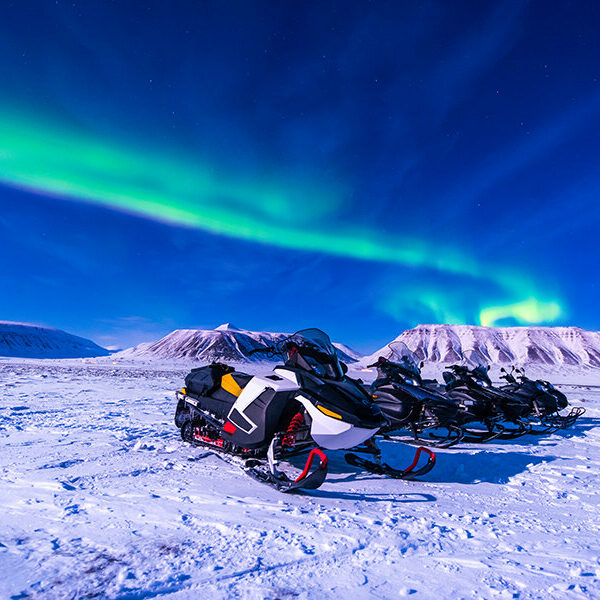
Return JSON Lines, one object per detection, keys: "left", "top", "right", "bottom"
{"left": 1, "top": 1, "right": 599, "bottom": 350}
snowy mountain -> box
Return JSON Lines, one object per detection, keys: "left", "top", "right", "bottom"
{"left": 361, "top": 324, "right": 600, "bottom": 368}
{"left": 332, "top": 342, "right": 363, "bottom": 362}
{"left": 116, "top": 324, "right": 361, "bottom": 363}
{"left": 0, "top": 321, "right": 109, "bottom": 359}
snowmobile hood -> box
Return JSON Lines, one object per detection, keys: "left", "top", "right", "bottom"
{"left": 288, "top": 367, "right": 385, "bottom": 429}
{"left": 377, "top": 380, "right": 452, "bottom": 404}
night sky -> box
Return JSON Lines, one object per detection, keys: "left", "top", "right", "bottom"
{"left": 1, "top": 1, "right": 599, "bottom": 351}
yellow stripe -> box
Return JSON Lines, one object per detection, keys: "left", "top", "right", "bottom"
{"left": 317, "top": 405, "right": 342, "bottom": 420}
{"left": 221, "top": 373, "right": 243, "bottom": 397}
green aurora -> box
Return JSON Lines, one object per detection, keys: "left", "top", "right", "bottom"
{"left": 0, "top": 109, "right": 563, "bottom": 327}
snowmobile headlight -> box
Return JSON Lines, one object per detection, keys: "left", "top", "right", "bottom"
{"left": 181, "top": 387, "right": 187, "bottom": 395}
{"left": 317, "top": 404, "right": 343, "bottom": 420}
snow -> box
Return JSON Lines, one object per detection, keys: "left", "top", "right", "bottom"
{"left": 1, "top": 358, "right": 598, "bottom": 599}
{"left": 0, "top": 321, "right": 109, "bottom": 359}
{"left": 215, "top": 323, "right": 241, "bottom": 331}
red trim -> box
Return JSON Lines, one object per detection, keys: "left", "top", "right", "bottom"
{"left": 201, "top": 434, "right": 224, "bottom": 447}
{"left": 402, "top": 446, "right": 436, "bottom": 474}
{"left": 294, "top": 448, "right": 328, "bottom": 482}
{"left": 193, "top": 428, "right": 226, "bottom": 448}
{"left": 223, "top": 421, "right": 237, "bottom": 434}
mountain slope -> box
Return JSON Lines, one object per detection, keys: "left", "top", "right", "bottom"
{"left": 0, "top": 321, "right": 109, "bottom": 358}
{"left": 116, "top": 324, "right": 361, "bottom": 363}
{"left": 362, "top": 324, "right": 600, "bottom": 368}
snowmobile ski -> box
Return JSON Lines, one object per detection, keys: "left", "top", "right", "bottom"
{"left": 345, "top": 444, "right": 436, "bottom": 480}
{"left": 244, "top": 447, "right": 328, "bottom": 493}
{"left": 186, "top": 427, "right": 329, "bottom": 493}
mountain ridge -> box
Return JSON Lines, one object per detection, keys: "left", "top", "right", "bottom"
{"left": 116, "top": 324, "right": 362, "bottom": 364}
{"left": 0, "top": 321, "right": 109, "bottom": 359}
{"left": 361, "top": 324, "right": 600, "bottom": 369}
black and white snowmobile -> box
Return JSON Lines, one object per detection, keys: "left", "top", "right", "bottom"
{"left": 174, "top": 328, "right": 435, "bottom": 492}
{"left": 367, "top": 342, "right": 464, "bottom": 448}
{"left": 498, "top": 366, "right": 585, "bottom": 431}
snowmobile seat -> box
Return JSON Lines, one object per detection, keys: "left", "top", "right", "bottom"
{"left": 187, "top": 369, "right": 254, "bottom": 419}
{"left": 372, "top": 377, "right": 392, "bottom": 388}
{"left": 209, "top": 371, "right": 253, "bottom": 401}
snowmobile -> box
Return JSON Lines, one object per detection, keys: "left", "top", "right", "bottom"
{"left": 174, "top": 328, "right": 436, "bottom": 493}
{"left": 367, "top": 342, "right": 464, "bottom": 448}
{"left": 498, "top": 366, "right": 585, "bottom": 431}
{"left": 440, "top": 363, "right": 534, "bottom": 441}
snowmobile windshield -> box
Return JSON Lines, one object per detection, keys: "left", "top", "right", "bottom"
{"left": 471, "top": 364, "right": 492, "bottom": 385}
{"left": 279, "top": 328, "right": 344, "bottom": 380}
{"left": 387, "top": 342, "right": 421, "bottom": 380}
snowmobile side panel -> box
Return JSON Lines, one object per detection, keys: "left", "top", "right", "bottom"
{"left": 231, "top": 373, "right": 300, "bottom": 416}
{"left": 224, "top": 389, "right": 297, "bottom": 449}
{"left": 297, "top": 394, "right": 380, "bottom": 449}
{"left": 372, "top": 387, "right": 417, "bottom": 424}
{"left": 219, "top": 373, "right": 300, "bottom": 445}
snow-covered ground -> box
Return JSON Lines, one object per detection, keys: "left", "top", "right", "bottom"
{"left": 1, "top": 359, "right": 599, "bottom": 600}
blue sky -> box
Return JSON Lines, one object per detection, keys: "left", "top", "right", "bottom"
{"left": 0, "top": 1, "right": 599, "bottom": 351}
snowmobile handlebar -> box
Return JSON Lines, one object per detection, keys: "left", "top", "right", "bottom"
{"left": 248, "top": 346, "right": 280, "bottom": 358}
{"left": 248, "top": 346, "right": 274, "bottom": 354}
{"left": 367, "top": 357, "right": 395, "bottom": 368}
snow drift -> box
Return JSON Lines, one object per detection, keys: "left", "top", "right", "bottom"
{"left": 0, "top": 321, "right": 109, "bottom": 359}
{"left": 116, "top": 323, "right": 361, "bottom": 363}
{"left": 362, "top": 324, "right": 600, "bottom": 368}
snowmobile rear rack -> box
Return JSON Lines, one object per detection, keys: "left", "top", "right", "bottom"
{"left": 544, "top": 406, "right": 585, "bottom": 428}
